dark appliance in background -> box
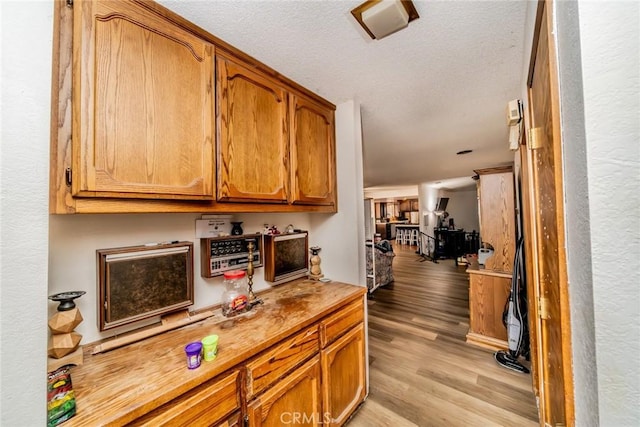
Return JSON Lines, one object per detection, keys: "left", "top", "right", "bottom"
{"left": 434, "top": 197, "right": 449, "bottom": 214}
{"left": 379, "top": 203, "right": 387, "bottom": 219}
{"left": 434, "top": 197, "right": 449, "bottom": 229}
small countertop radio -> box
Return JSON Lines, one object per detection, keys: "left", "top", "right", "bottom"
{"left": 200, "top": 233, "right": 262, "bottom": 278}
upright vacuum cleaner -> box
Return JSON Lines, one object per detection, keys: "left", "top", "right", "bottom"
{"left": 494, "top": 236, "right": 530, "bottom": 373}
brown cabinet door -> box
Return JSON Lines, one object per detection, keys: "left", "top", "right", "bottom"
{"left": 73, "top": 0, "right": 215, "bottom": 199}
{"left": 216, "top": 55, "right": 289, "bottom": 203}
{"left": 247, "top": 356, "right": 323, "bottom": 427}
{"left": 290, "top": 94, "right": 336, "bottom": 206}
{"left": 476, "top": 168, "right": 516, "bottom": 273}
{"left": 467, "top": 273, "right": 511, "bottom": 345}
{"left": 321, "top": 323, "right": 366, "bottom": 426}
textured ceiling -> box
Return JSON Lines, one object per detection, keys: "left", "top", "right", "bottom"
{"left": 158, "top": 0, "right": 529, "bottom": 188}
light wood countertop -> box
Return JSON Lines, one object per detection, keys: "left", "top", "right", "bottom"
{"left": 65, "top": 279, "right": 365, "bottom": 426}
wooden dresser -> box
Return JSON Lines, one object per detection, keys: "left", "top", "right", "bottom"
{"left": 466, "top": 166, "right": 516, "bottom": 350}
{"left": 64, "top": 280, "right": 366, "bottom": 426}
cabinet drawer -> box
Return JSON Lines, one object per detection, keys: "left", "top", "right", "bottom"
{"left": 246, "top": 325, "right": 318, "bottom": 399}
{"left": 320, "top": 298, "right": 364, "bottom": 347}
{"left": 216, "top": 410, "right": 242, "bottom": 427}
{"left": 131, "top": 370, "right": 240, "bottom": 427}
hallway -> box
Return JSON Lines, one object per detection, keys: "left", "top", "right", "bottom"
{"left": 349, "top": 245, "right": 539, "bottom": 426}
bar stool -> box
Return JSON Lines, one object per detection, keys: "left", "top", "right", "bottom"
{"left": 402, "top": 228, "right": 411, "bottom": 245}
{"left": 395, "top": 228, "right": 404, "bottom": 245}
{"left": 408, "top": 229, "right": 419, "bottom": 246}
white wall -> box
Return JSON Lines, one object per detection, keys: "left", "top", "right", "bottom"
{"left": 573, "top": 2, "right": 640, "bottom": 425}
{"left": 438, "top": 189, "right": 479, "bottom": 233}
{"left": 310, "top": 100, "right": 366, "bottom": 287}
{"left": 1, "top": 1, "right": 53, "bottom": 424}
{"left": 418, "top": 183, "right": 439, "bottom": 238}
{"left": 552, "top": 1, "right": 600, "bottom": 424}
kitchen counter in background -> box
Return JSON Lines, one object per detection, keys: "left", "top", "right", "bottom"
{"left": 375, "top": 221, "right": 418, "bottom": 240}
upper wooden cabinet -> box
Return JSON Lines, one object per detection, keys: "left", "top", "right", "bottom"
{"left": 290, "top": 94, "right": 337, "bottom": 206}
{"left": 72, "top": 0, "right": 215, "bottom": 199}
{"left": 51, "top": 0, "right": 336, "bottom": 213}
{"left": 475, "top": 166, "right": 516, "bottom": 273}
{"left": 216, "top": 55, "right": 289, "bottom": 203}
{"left": 398, "top": 199, "right": 418, "bottom": 212}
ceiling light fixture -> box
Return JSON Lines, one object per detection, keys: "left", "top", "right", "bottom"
{"left": 351, "top": 0, "right": 420, "bottom": 40}
{"left": 456, "top": 149, "right": 473, "bottom": 155}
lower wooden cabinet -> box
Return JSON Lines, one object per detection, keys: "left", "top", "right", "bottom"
{"left": 62, "top": 282, "right": 366, "bottom": 426}
{"left": 247, "top": 356, "right": 323, "bottom": 427}
{"left": 131, "top": 370, "right": 241, "bottom": 427}
{"left": 245, "top": 298, "right": 366, "bottom": 427}
{"left": 321, "top": 323, "right": 366, "bottom": 426}
{"left": 466, "top": 270, "right": 511, "bottom": 350}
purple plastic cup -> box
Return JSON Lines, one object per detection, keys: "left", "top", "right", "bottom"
{"left": 184, "top": 342, "right": 203, "bottom": 369}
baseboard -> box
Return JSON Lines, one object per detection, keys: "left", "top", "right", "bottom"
{"left": 466, "top": 332, "right": 508, "bottom": 351}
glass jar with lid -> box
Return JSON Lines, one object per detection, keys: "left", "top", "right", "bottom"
{"left": 221, "top": 270, "right": 248, "bottom": 317}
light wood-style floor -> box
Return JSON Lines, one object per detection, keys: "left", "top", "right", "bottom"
{"left": 348, "top": 244, "right": 539, "bottom": 427}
